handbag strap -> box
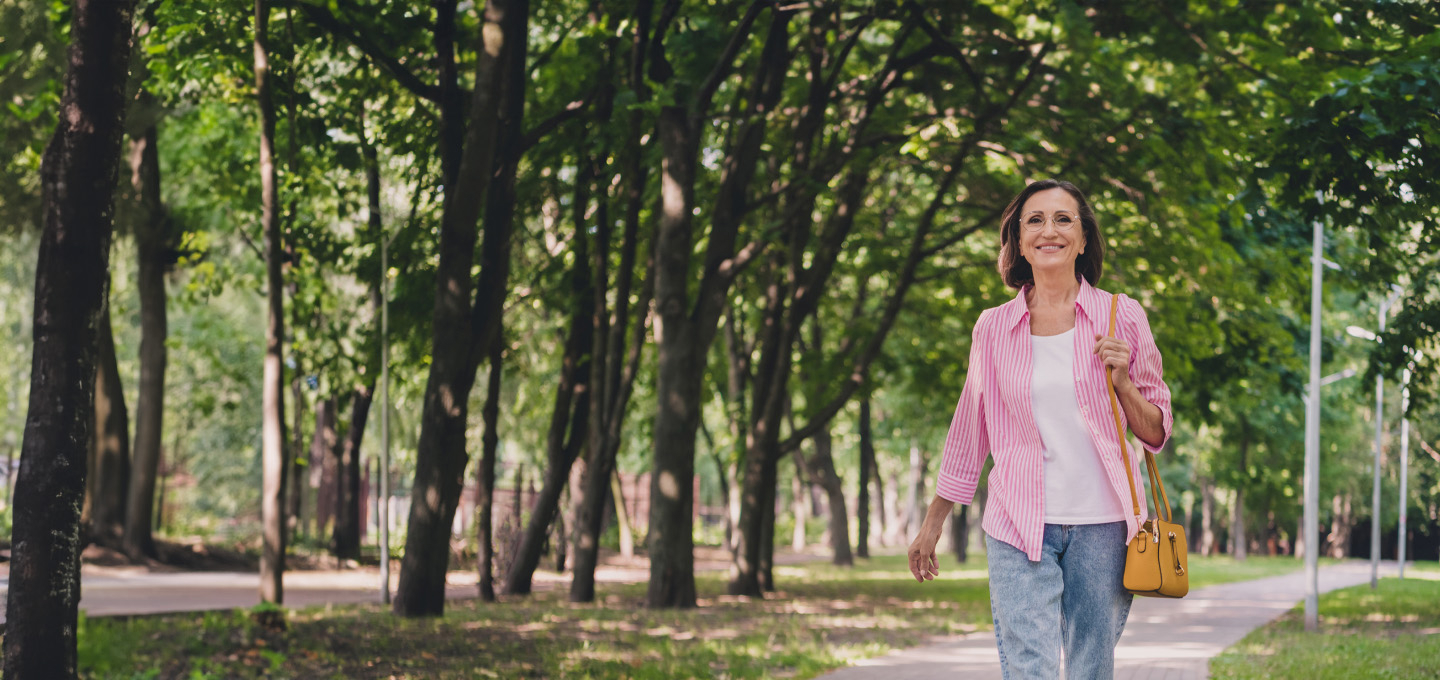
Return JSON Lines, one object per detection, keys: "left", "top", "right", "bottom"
{"left": 1104, "top": 294, "right": 1171, "bottom": 524}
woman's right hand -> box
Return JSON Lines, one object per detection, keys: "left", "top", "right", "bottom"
{"left": 907, "top": 529, "right": 941, "bottom": 583}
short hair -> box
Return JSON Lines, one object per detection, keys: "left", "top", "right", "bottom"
{"left": 996, "top": 179, "right": 1105, "bottom": 290}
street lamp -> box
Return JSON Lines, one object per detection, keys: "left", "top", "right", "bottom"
{"left": 1346, "top": 285, "right": 1403, "bottom": 591}
{"left": 1299, "top": 366, "right": 1359, "bottom": 563}
{"left": 1398, "top": 351, "right": 1413, "bottom": 580}
{"left": 1303, "top": 214, "right": 1323, "bottom": 632}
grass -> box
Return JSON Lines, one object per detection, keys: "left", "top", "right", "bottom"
{"left": 66, "top": 550, "right": 1350, "bottom": 679}
{"left": 1210, "top": 576, "right": 1440, "bottom": 679}
{"left": 1183, "top": 554, "right": 1311, "bottom": 589}
{"left": 74, "top": 554, "right": 992, "bottom": 680}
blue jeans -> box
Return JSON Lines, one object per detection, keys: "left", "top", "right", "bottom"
{"left": 986, "top": 522, "right": 1133, "bottom": 679}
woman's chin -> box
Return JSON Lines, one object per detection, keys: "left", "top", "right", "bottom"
{"left": 1031, "top": 259, "right": 1075, "bottom": 274}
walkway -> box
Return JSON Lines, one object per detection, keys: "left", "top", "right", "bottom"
{"left": 817, "top": 560, "right": 1400, "bottom": 680}
{"left": 0, "top": 546, "right": 809, "bottom": 624}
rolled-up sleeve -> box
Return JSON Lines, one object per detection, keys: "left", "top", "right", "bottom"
{"left": 936, "top": 309, "right": 992, "bottom": 505}
{"left": 1120, "top": 295, "right": 1173, "bottom": 453}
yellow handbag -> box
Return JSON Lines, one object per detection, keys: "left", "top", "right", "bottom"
{"left": 1104, "top": 294, "right": 1189, "bottom": 598}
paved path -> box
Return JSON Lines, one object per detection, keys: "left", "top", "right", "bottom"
{"left": 818, "top": 560, "right": 1402, "bottom": 680}
{"left": 0, "top": 568, "right": 477, "bottom": 624}
{"left": 0, "top": 547, "right": 820, "bottom": 624}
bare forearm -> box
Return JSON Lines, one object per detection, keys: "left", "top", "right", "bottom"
{"left": 1116, "top": 381, "right": 1164, "bottom": 448}
{"left": 918, "top": 495, "right": 955, "bottom": 540}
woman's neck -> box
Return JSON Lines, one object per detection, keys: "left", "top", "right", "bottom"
{"left": 1027, "top": 271, "right": 1080, "bottom": 309}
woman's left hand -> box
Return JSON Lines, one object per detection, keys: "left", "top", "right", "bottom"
{"left": 1093, "top": 334, "right": 1133, "bottom": 391}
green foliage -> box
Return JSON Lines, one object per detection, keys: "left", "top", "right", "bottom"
{"left": 0, "top": 1, "right": 64, "bottom": 233}
{"left": 2, "top": 0, "right": 1437, "bottom": 594}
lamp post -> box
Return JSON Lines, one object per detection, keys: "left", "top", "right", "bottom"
{"left": 1347, "top": 285, "right": 1403, "bottom": 590}
{"left": 1303, "top": 216, "right": 1323, "bottom": 632}
{"left": 1300, "top": 366, "right": 1357, "bottom": 562}
{"left": 1398, "top": 353, "right": 1411, "bottom": 579}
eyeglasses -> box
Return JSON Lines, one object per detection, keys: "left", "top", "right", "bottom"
{"left": 1021, "top": 210, "right": 1079, "bottom": 232}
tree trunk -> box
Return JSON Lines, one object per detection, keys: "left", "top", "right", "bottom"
{"left": 504, "top": 177, "right": 594, "bottom": 595}
{"left": 334, "top": 385, "right": 373, "bottom": 561}
{"left": 647, "top": 102, "right": 706, "bottom": 608}
{"left": 809, "top": 425, "right": 853, "bottom": 566}
{"left": 154, "top": 445, "right": 167, "bottom": 533}
{"left": 1328, "top": 493, "right": 1353, "bottom": 558}
{"left": 760, "top": 485, "right": 775, "bottom": 592}
{"left": 288, "top": 374, "right": 306, "bottom": 540}
{"left": 1230, "top": 487, "right": 1247, "bottom": 561}
{"left": 857, "top": 396, "right": 874, "bottom": 559}
{"left": 87, "top": 304, "right": 129, "bottom": 546}
{"left": 393, "top": 0, "right": 519, "bottom": 618}
{"left": 724, "top": 10, "right": 808, "bottom": 599}
{"left": 554, "top": 485, "right": 568, "bottom": 573}
{"left": 710, "top": 448, "right": 733, "bottom": 553}
{"left": 951, "top": 503, "right": 969, "bottom": 563}
{"left": 648, "top": 0, "right": 769, "bottom": 609}
{"left": 905, "top": 442, "right": 926, "bottom": 538}
{"left": 1182, "top": 491, "right": 1193, "bottom": 552}
{"left": 504, "top": 130, "right": 597, "bottom": 596}
{"left": 121, "top": 117, "right": 169, "bottom": 563}
{"left": 874, "top": 446, "right": 889, "bottom": 547}
{"left": 886, "top": 470, "right": 905, "bottom": 545}
{"left": 646, "top": 97, "right": 709, "bottom": 606}
{"left": 477, "top": 337, "right": 502, "bottom": 602}
{"left": 1266, "top": 509, "right": 1279, "bottom": 556}
{"left": 613, "top": 473, "right": 635, "bottom": 556}
{"left": 726, "top": 461, "right": 742, "bottom": 555}
{"left": 312, "top": 398, "right": 339, "bottom": 534}
{"left": 513, "top": 464, "right": 525, "bottom": 524}
{"left": 570, "top": 0, "right": 652, "bottom": 605}
{"left": 253, "top": 0, "right": 289, "bottom": 605}
{"left": 974, "top": 484, "right": 988, "bottom": 555}
{"left": 1200, "top": 477, "right": 1216, "bottom": 556}
{"left": 734, "top": 68, "right": 938, "bottom": 593}
{"left": 3, "top": 0, "right": 134, "bottom": 674}
{"left": 791, "top": 456, "right": 807, "bottom": 552}
{"left": 1230, "top": 429, "right": 1250, "bottom": 561}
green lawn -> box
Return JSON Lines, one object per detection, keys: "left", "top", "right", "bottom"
{"left": 67, "top": 551, "right": 1338, "bottom": 679}
{"left": 1210, "top": 576, "right": 1440, "bottom": 680}
{"left": 75, "top": 554, "right": 992, "bottom": 680}
{"left": 1184, "top": 554, "right": 1309, "bottom": 589}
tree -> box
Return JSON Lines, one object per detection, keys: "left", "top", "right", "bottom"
{"left": 570, "top": 0, "right": 656, "bottom": 605}
{"left": 3, "top": 0, "right": 137, "bottom": 675}
{"left": 85, "top": 302, "right": 130, "bottom": 545}
{"left": 393, "top": 0, "right": 516, "bottom": 617}
{"left": 122, "top": 31, "right": 174, "bottom": 559}
{"left": 254, "top": 0, "right": 289, "bottom": 604}
{"left": 646, "top": 0, "right": 773, "bottom": 608}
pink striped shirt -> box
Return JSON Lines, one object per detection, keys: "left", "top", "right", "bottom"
{"left": 935, "top": 277, "right": 1174, "bottom": 561}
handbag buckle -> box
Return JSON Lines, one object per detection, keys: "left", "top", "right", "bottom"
{"left": 1169, "top": 532, "right": 1185, "bottom": 575}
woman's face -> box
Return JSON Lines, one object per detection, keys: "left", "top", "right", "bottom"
{"left": 1018, "top": 187, "right": 1085, "bottom": 276}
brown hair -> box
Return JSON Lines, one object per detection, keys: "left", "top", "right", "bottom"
{"left": 996, "top": 179, "right": 1105, "bottom": 290}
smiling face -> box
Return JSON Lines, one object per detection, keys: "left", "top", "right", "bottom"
{"left": 1018, "top": 187, "right": 1085, "bottom": 276}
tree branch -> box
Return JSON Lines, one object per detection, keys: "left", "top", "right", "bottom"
{"left": 238, "top": 226, "right": 267, "bottom": 262}
{"left": 913, "top": 9, "right": 984, "bottom": 96}
{"left": 291, "top": 0, "right": 442, "bottom": 103}
{"left": 693, "top": 0, "right": 771, "bottom": 116}
{"left": 521, "top": 94, "right": 594, "bottom": 151}
{"left": 529, "top": 11, "right": 587, "bottom": 75}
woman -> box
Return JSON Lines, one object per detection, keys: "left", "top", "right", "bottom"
{"left": 907, "top": 179, "right": 1174, "bottom": 679}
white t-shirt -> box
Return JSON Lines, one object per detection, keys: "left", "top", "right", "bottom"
{"left": 1031, "top": 328, "right": 1128, "bottom": 524}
